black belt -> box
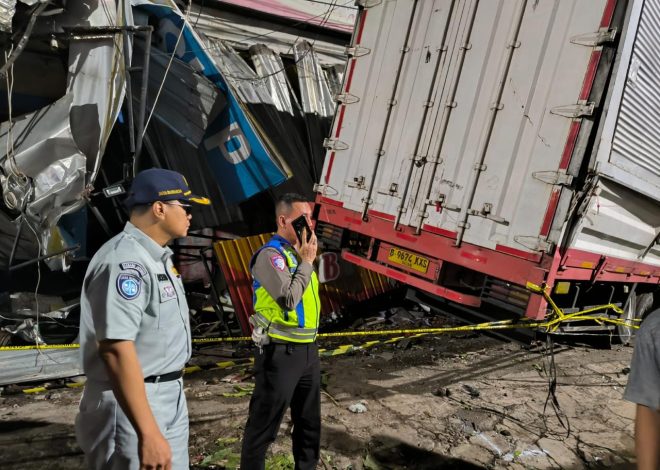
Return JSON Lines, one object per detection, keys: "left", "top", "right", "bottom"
{"left": 144, "top": 370, "right": 183, "bottom": 383}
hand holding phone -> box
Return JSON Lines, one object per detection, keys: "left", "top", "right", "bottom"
{"left": 291, "top": 214, "right": 313, "bottom": 245}
{"left": 291, "top": 215, "right": 317, "bottom": 264}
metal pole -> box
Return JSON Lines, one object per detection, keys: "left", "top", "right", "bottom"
{"left": 134, "top": 28, "right": 153, "bottom": 174}
{"left": 122, "top": 30, "right": 136, "bottom": 154}
{"left": 7, "top": 216, "right": 24, "bottom": 269}
{"left": 9, "top": 245, "right": 80, "bottom": 272}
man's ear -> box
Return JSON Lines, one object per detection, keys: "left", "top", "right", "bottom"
{"left": 152, "top": 201, "right": 166, "bottom": 219}
{"left": 278, "top": 214, "right": 286, "bottom": 229}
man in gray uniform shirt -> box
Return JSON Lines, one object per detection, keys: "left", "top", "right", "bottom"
{"left": 75, "top": 169, "right": 210, "bottom": 469}
{"left": 624, "top": 305, "right": 660, "bottom": 470}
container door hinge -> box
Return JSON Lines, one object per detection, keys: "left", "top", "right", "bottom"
{"left": 345, "top": 45, "right": 371, "bottom": 57}
{"left": 570, "top": 27, "right": 617, "bottom": 47}
{"left": 467, "top": 203, "right": 510, "bottom": 226}
{"left": 335, "top": 92, "right": 360, "bottom": 104}
{"left": 514, "top": 235, "right": 554, "bottom": 253}
{"left": 347, "top": 176, "right": 367, "bottom": 189}
{"left": 532, "top": 170, "right": 574, "bottom": 186}
{"left": 550, "top": 101, "right": 595, "bottom": 118}
{"left": 323, "top": 138, "right": 349, "bottom": 151}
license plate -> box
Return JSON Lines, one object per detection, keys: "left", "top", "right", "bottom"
{"left": 387, "top": 247, "right": 429, "bottom": 274}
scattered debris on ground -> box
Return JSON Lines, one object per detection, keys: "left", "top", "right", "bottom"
{"left": 0, "top": 305, "right": 638, "bottom": 469}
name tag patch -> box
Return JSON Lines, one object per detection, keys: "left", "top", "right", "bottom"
{"left": 116, "top": 273, "right": 141, "bottom": 300}
{"left": 119, "top": 261, "right": 147, "bottom": 277}
{"left": 157, "top": 274, "right": 169, "bottom": 282}
{"left": 160, "top": 283, "right": 177, "bottom": 302}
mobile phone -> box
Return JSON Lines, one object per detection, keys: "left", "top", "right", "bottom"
{"left": 291, "top": 215, "right": 313, "bottom": 244}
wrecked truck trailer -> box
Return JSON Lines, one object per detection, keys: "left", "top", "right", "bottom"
{"left": 0, "top": 0, "right": 365, "bottom": 365}
{"left": 315, "top": 0, "right": 660, "bottom": 337}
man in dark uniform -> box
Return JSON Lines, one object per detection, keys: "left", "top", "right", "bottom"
{"left": 240, "top": 193, "right": 321, "bottom": 470}
{"left": 76, "top": 169, "right": 210, "bottom": 469}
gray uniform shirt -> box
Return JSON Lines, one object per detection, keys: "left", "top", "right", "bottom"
{"left": 252, "top": 245, "right": 314, "bottom": 311}
{"left": 79, "top": 222, "right": 191, "bottom": 382}
{"left": 624, "top": 308, "right": 660, "bottom": 409}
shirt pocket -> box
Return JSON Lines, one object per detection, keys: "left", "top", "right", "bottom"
{"left": 158, "top": 281, "right": 181, "bottom": 328}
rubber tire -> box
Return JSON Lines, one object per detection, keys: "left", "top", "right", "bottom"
{"left": 0, "top": 330, "right": 12, "bottom": 346}
{"left": 617, "top": 292, "right": 654, "bottom": 345}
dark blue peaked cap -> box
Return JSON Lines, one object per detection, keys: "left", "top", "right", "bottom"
{"left": 124, "top": 169, "right": 211, "bottom": 209}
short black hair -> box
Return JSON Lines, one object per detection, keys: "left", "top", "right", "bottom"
{"left": 275, "top": 193, "right": 308, "bottom": 217}
{"left": 129, "top": 203, "right": 153, "bottom": 217}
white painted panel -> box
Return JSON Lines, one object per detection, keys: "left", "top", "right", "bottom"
{"left": 319, "top": 0, "right": 659, "bottom": 262}
{"left": 568, "top": 179, "right": 660, "bottom": 267}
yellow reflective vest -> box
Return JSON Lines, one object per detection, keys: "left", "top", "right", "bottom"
{"left": 250, "top": 235, "right": 320, "bottom": 343}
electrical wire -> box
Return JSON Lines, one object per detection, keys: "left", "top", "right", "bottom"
{"left": 140, "top": 0, "right": 193, "bottom": 142}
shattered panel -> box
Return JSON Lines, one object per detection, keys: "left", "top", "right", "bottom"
{"left": 0, "top": 94, "right": 86, "bottom": 229}
{"left": 0, "top": 0, "right": 131, "bottom": 268}
{"left": 0, "top": 0, "right": 16, "bottom": 32}
{"left": 134, "top": 41, "right": 219, "bottom": 147}
{"left": 214, "top": 233, "right": 394, "bottom": 335}
{"left": 249, "top": 43, "right": 294, "bottom": 115}
{"left": 0, "top": 348, "right": 82, "bottom": 386}
{"left": 134, "top": 0, "right": 291, "bottom": 203}
{"left": 294, "top": 40, "right": 335, "bottom": 118}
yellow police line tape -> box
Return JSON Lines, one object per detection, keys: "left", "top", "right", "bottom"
{"left": 0, "top": 282, "right": 639, "bottom": 354}
{"left": 19, "top": 334, "right": 424, "bottom": 394}
{"left": 14, "top": 281, "right": 640, "bottom": 395}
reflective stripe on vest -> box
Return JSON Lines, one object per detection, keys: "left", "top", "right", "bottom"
{"left": 250, "top": 235, "right": 320, "bottom": 343}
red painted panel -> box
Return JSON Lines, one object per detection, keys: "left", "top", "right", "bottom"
{"left": 600, "top": 0, "right": 617, "bottom": 28}
{"left": 367, "top": 209, "right": 395, "bottom": 221}
{"left": 579, "top": 50, "right": 602, "bottom": 101}
{"left": 558, "top": 121, "right": 581, "bottom": 170}
{"left": 334, "top": 106, "right": 346, "bottom": 138}
{"left": 344, "top": 58, "right": 358, "bottom": 93}
{"left": 495, "top": 244, "right": 542, "bottom": 263}
{"left": 324, "top": 151, "right": 335, "bottom": 185}
{"left": 316, "top": 195, "right": 344, "bottom": 207}
{"left": 423, "top": 224, "right": 457, "bottom": 239}
{"left": 342, "top": 250, "right": 482, "bottom": 307}
{"left": 214, "top": 233, "right": 394, "bottom": 335}
{"left": 539, "top": 189, "right": 560, "bottom": 237}
{"left": 316, "top": 202, "right": 547, "bottom": 287}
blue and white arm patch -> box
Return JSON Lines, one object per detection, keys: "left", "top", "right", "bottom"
{"left": 116, "top": 273, "right": 142, "bottom": 300}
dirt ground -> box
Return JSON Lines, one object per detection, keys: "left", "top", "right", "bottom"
{"left": 0, "top": 317, "right": 638, "bottom": 469}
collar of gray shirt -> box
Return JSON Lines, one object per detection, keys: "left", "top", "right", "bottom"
{"left": 123, "top": 221, "right": 174, "bottom": 263}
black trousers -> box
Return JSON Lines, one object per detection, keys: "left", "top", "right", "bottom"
{"left": 240, "top": 342, "right": 321, "bottom": 470}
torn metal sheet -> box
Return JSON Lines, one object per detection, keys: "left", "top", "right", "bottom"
{"left": 249, "top": 43, "right": 295, "bottom": 115}
{"left": 0, "top": 0, "right": 132, "bottom": 267}
{"left": 58, "top": 0, "right": 133, "bottom": 181}
{"left": 0, "top": 0, "right": 16, "bottom": 32}
{"left": 213, "top": 0, "right": 356, "bottom": 33}
{"left": 189, "top": 2, "right": 350, "bottom": 66}
{"left": 133, "top": 0, "right": 290, "bottom": 203}
{"left": 134, "top": 42, "right": 219, "bottom": 147}
{"left": 213, "top": 233, "right": 394, "bottom": 335}
{"left": 0, "top": 348, "right": 81, "bottom": 386}
{"left": 294, "top": 40, "right": 335, "bottom": 118}
{"left": 0, "top": 94, "right": 86, "bottom": 230}
{"left": 210, "top": 41, "right": 320, "bottom": 195}
{"left": 145, "top": 118, "right": 243, "bottom": 229}
{"left": 324, "top": 64, "right": 344, "bottom": 99}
